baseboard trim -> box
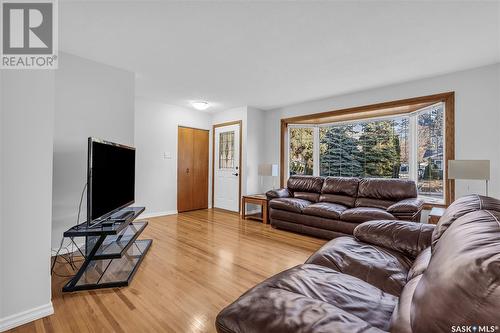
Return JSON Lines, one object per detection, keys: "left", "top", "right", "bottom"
{"left": 0, "top": 302, "right": 54, "bottom": 332}
{"left": 140, "top": 210, "right": 178, "bottom": 219}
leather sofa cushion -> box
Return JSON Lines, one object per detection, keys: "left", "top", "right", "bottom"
{"left": 355, "top": 197, "right": 395, "bottom": 210}
{"left": 270, "top": 209, "right": 356, "bottom": 234}
{"left": 432, "top": 194, "right": 500, "bottom": 247}
{"left": 287, "top": 175, "right": 324, "bottom": 193}
{"left": 322, "top": 176, "right": 360, "bottom": 196}
{"left": 387, "top": 198, "right": 424, "bottom": 214}
{"left": 319, "top": 177, "right": 359, "bottom": 207}
{"left": 341, "top": 207, "right": 395, "bottom": 223}
{"left": 357, "top": 178, "right": 417, "bottom": 201}
{"left": 306, "top": 236, "right": 412, "bottom": 296}
{"left": 303, "top": 202, "right": 347, "bottom": 220}
{"left": 216, "top": 264, "right": 397, "bottom": 333}
{"left": 293, "top": 191, "right": 320, "bottom": 202}
{"left": 389, "top": 275, "right": 421, "bottom": 333}
{"left": 354, "top": 220, "right": 434, "bottom": 259}
{"left": 411, "top": 210, "right": 500, "bottom": 333}
{"left": 271, "top": 218, "right": 349, "bottom": 240}
{"left": 320, "top": 193, "right": 356, "bottom": 207}
{"left": 269, "top": 198, "right": 310, "bottom": 213}
{"left": 407, "top": 247, "right": 431, "bottom": 281}
{"left": 265, "top": 188, "right": 290, "bottom": 199}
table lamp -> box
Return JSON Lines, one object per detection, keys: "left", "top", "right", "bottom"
{"left": 258, "top": 163, "right": 279, "bottom": 190}
{"left": 448, "top": 160, "right": 490, "bottom": 196}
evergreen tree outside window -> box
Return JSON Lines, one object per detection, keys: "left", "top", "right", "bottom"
{"left": 319, "top": 117, "right": 409, "bottom": 179}
{"left": 289, "top": 127, "right": 314, "bottom": 175}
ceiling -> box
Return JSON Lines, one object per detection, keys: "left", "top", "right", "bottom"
{"left": 59, "top": 1, "right": 500, "bottom": 112}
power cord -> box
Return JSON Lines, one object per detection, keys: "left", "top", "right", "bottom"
{"left": 51, "top": 183, "right": 87, "bottom": 277}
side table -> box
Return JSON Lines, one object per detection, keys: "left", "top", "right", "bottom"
{"left": 428, "top": 207, "right": 445, "bottom": 224}
{"left": 242, "top": 194, "right": 268, "bottom": 224}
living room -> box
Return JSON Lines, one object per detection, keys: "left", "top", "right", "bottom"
{"left": 0, "top": 1, "right": 499, "bottom": 332}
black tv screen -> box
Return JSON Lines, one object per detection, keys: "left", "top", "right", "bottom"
{"left": 88, "top": 138, "right": 135, "bottom": 225}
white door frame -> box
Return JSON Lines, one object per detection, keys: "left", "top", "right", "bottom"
{"left": 212, "top": 120, "right": 242, "bottom": 213}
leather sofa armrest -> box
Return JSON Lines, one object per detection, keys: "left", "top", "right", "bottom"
{"left": 266, "top": 188, "right": 291, "bottom": 200}
{"left": 387, "top": 198, "right": 424, "bottom": 214}
{"left": 353, "top": 220, "right": 435, "bottom": 259}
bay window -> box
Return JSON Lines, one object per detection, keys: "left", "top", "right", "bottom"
{"left": 286, "top": 102, "right": 446, "bottom": 204}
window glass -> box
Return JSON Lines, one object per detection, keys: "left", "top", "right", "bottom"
{"left": 219, "top": 131, "right": 235, "bottom": 169}
{"left": 289, "top": 127, "right": 314, "bottom": 175}
{"left": 287, "top": 103, "right": 445, "bottom": 204}
{"left": 320, "top": 117, "right": 409, "bottom": 179}
{"left": 417, "top": 104, "right": 444, "bottom": 203}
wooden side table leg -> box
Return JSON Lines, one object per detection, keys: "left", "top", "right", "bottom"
{"left": 262, "top": 201, "right": 268, "bottom": 224}
{"left": 242, "top": 197, "right": 246, "bottom": 219}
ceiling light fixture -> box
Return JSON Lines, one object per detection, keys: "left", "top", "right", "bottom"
{"left": 191, "top": 101, "right": 210, "bottom": 111}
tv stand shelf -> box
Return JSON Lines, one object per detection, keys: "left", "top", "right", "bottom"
{"left": 62, "top": 206, "right": 152, "bottom": 292}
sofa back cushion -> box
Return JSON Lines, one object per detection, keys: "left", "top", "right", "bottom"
{"left": 319, "top": 177, "right": 359, "bottom": 207}
{"left": 355, "top": 178, "right": 417, "bottom": 209}
{"left": 406, "top": 247, "right": 431, "bottom": 281}
{"left": 410, "top": 210, "right": 500, "bottom": 333}
{"left": 431, "top": 194, "right": 500, "bottom": 248}
{"left": 389, "top": 275, "right": 421, "bottom": 333}
{"left": 287, "top": 176, "right": 324, "bottom": 202}
{"left": 294, "top": 192, "right": 320, "bottom": 203}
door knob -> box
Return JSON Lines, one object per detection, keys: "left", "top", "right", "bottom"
{"left": 232, "top": 172, "right": 239, "bottom": 176}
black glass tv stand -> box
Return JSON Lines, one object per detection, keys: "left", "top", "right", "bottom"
{"left": 62, "top": 207, "right": 152, "bottom": 292}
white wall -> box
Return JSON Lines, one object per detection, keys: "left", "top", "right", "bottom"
{"left": 263, "top": 63, "right": 500, "bottom": 199}
{"left": 0, "top": 71, "right": 4, "bottom": 320}
{"left": 52, "top": 53, "right": 135, "bottom": 249}
{"left": 246, "top": 107, "right": 266, "bottom": 194}
{"left": 134, "top": 99, "right": 211, "bottom": 216}
{"left": 0, "top": 71, "right": 3, "bottom": 324}
{"left": 134, "top": 104, "right": 266, "bottom": 215}
{"left": 0, "top": 71, "right": 55, "bottom": 330}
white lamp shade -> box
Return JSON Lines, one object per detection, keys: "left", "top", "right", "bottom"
{"left": 448, "top": 160, "right": 490, "bottom": 180}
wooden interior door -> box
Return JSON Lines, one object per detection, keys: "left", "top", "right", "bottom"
{"left": 177, "top": 127, "right": 209, "bottom": 212}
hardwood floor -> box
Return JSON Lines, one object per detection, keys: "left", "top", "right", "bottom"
{"left": 9, "top": 209, "right": 325, "bottom": 333}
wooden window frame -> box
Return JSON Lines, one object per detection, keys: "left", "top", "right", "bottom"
{"left": 280, "top": 92, "right": 455, "bottom": 207}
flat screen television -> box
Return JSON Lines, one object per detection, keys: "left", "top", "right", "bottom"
{"left": 87, "top": 137, "right": 135, "bottom": 227}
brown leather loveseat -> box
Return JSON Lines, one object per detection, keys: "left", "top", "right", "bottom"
{"left": 267, "top": 175, "right": 424, "bottom": 239}
{"left": 216, "top": 194, "right": 500, "bottom": 332}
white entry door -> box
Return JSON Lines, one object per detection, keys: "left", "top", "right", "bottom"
{"left": 214, "top": 123, "right": 240, "bottom": 212}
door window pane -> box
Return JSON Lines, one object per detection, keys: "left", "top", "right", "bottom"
{"left": 219, "top": 131, "right": 235, "bottom": 169}
{"left": 320, "top": 117, "right": 409, "bottom": 179}
{"left": 289, "top": 128, "right": 314, "bottom": 175}
{"left": 417, "top": 104, "right": 444, "bottom": 203}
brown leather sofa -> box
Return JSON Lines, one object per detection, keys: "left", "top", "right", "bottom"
{"left": 216, "top": 194, "right": 500, "bottom": 332}
{"left": 266, "top": 175, "right": 423, "bottom": 239}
